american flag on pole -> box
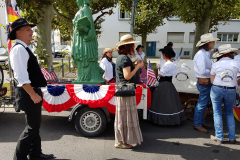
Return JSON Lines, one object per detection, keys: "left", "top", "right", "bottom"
{"left": 50, "top": 65, "right": 57, "bottom": 80}
{"left": 40, "top": 66, "right": 54, "bottom": 80}
{"left": 147, "top": 60, "right": 157, "bottom": 86}
{"left": 5, "top": 0, "right": 21, "bottom": 52}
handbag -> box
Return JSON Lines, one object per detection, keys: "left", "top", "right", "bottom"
{"left": 198, "top": 78, "right": 210, "bottom": 85}
{"left": 115, "top": 83, "right": 135, "bottom": 97}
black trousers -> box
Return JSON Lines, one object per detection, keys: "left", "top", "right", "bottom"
{"left": 14, "top": 88, "right": 43, "bottom": 160}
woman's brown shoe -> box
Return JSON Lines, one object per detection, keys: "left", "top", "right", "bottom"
{"left": 193, "top": 126, "right": 209, "bottom": 134}
{"left": 211, "top": 135, "right": 223, "bottom": 144}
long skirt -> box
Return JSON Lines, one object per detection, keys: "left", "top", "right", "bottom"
{"left": 148, "top": 81, "right": 186, "bottom": 125}
{"left": 115, "top": 96, "right": 143, "bottom": 145}
{"left": 140, "top": 66, "right": 147, "bottom": 83}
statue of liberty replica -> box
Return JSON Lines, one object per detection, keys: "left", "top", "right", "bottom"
{"left": 72, "top": 0, "right": 105, "bottom": 84}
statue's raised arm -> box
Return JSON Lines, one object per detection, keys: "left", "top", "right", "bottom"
{"left": 71, "top": 0, "right": 105, "bottom": 85}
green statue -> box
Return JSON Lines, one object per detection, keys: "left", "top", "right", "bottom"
{"left": 72, "top": 0, "right": 105, "bottom": 85}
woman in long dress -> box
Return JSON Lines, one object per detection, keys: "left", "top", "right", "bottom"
{"left": 114, "top": 34, "right": 144, "bottom": 149}
{"left": 148, "top": 46, "right": 186, "bottom": 125}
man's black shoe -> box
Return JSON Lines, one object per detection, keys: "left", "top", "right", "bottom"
{"left": 29, "top": 153, "right": 55, "bottom": 160}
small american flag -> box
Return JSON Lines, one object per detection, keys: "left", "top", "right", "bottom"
{"left": 147, "top": 60, "right": 157, "bottom": 86}
{"left": 40, "top": 66, "right": 54, "bottom": 80}
{"left": 50, "top": 65, "right": 57, "bottom": 80}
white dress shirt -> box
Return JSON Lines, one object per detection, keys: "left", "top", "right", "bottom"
{"left": 10, "top": 39, "right": 31, "bottom": 87}
{"left": 135, "top": 52, "right": 145, "bottom": 61}
{"left": 99, "top": 58, "right": 114, "bottom": 81}
{"left": 211, "top": 57, "right": 240, "bottom": 87}
{"left": 193, "top": 49, "right": 212, "bottom": 78}
{"left": 159, "top": 61, "right": 177, "bottom": 77}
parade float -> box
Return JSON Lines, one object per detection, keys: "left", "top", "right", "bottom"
{"left": 39, "top": 0, "right": 151, "bottom": 137}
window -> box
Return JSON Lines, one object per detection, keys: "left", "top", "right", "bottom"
{"left": 189, "top": 32, "right": 195, "bottom": 43}
{"left": 217, "top": 33, "right": 239, "bottom": 42}
{"left": 119, "top": 32, "right": 132, "bottom": 41}
{"left": 168, "top": 15, "right": 180, "bottom": 20}
{"left": 167, "top": 32, "right": 184, "bottom": 43}
{"left": 119, "top": 10, "right": 130, "bottom": 20}
{"left": 184, "top": 51, "right": 190, "bottom": 56}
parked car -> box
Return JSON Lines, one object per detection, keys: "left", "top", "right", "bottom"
{"left": 53, "top": 45, "right": 71, "bottom": 58}
{"left": 0, "top": 48, "right": 9, "bottom": 70}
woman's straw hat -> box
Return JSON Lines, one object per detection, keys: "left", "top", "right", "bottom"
{"left": 196, "top": 33, "right": 219, "bottom": 47}
{"left": 115, "top": 34, "right": 139, "bottom": 50}
{"left": 212, "top": 44, "right": 239, "bottom": 58}
{"left": 102, "top": 47, "right": 114, "bottom": 55}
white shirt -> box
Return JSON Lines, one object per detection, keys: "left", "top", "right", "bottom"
{"left": 193, "top": 49, "right": 212, "bottom": 78}
{"left": 99, "top": 58, "right": 114, "bottom": 81}
{"left": 10, "top": 39, "right": 31, "bottom": 87}
{"left": 135, "top": 52, "right": 145, "bottom": 61}
{"left": 159, "top": 61, "right": 177, "bottom": 77}
{"left": 211, "top": 57, "right": 240, "bottom": 87}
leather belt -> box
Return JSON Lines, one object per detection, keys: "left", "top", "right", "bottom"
{"left": 213, "top": 85, "right": 235, "bottom": 90}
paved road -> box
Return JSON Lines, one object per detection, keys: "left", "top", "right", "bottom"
{"left": 0, "top": 108, "right": 240, "bottom": 160}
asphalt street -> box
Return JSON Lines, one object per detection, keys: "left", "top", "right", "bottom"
{"left": 0, "top": 108, "right": 240, "bottom": 160}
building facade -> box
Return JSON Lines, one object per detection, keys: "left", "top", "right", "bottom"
{"left": 96, "top": 6, "right": 240, "bottom": 59}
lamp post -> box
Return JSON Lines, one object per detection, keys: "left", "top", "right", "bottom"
{"left": 130, "top": 0, "right": 138, "bottom": 36}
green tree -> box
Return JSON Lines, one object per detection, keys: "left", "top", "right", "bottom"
{"left": 16, "top": 0, "right": 119, "bottom": 69}
{"left": 120, "top": 0, "right": 174, "bottom": 54}
{"left": 17, "top": 0, "right": 54, "bottom": 69}
{"left": 53, "top": 0, "right": 118, "bottom": 41}
{"left": 173, "top": 0, "right": 240, "bottom": 58}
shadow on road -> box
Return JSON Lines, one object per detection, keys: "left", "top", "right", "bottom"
{"left": 1, "top": 110, "right": 240, "bottom": 160}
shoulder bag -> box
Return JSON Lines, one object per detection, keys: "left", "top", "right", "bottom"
{"left": 115, "top": 83, "right": 135, "bottom": 97}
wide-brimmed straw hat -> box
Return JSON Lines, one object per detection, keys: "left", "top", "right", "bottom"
{"left": 212, "top": 44, "right": 239, "bottom": 58}
{"left": 115, "top": 34, "right": 139, "bottom": 50}
{"left": 102, "top": 47, "right": 114, "bottom": 55}
{"left": 10, "top": 18, "right": 36, "bottom": 40}
{"left": 196, "top": 33, "right": 219, "bottom": 47}
{"left": 159, "top": 46, "right": 175, "bottom": 58}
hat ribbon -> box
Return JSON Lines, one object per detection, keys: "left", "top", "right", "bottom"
{"left": 115, "top": 37, "right": 135, "bottom": 50}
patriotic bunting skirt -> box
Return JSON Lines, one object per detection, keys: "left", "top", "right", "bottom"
{"left": 41, "top": 84, "right": 151, "bottom": 113}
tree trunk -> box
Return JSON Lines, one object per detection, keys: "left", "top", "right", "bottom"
{"left": 36, "top": 4, "right": 54, "bottom": 70}
{"left": 142, "top": 33, "right": 147, "bottom": 55}
{"left": 192, "top": 16, "right": 211, "bottom": 59}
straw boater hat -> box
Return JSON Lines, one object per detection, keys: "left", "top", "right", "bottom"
{"left": 212, "top": 44, "right": 238, "bottom": 59}
{"left": 196, "top": 33, "right": 219, "bottom": 47}
{"left": 102, "top": 47, "right": 114, "bottom": 55}
{"left": 115, "top": 34, "right": 139, "bottom": 50}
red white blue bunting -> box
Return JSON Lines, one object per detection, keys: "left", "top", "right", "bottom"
{"left": 106, "top": 87, "right": 143, "bottom": 114}
{"left": 66, "top": 84, "right": 115, "bottom": 108}
{"left": 41, "top": 85, "right": 77, "bottom": 112}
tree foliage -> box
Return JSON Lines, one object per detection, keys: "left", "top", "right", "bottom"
{"left": 120, "top": 0, "right": 174, "bottom": 53}
{"left": 173, "top": 0, "right": 240, "bottom": 57}
{"left": 53, "top": 0, "right": 119, "bottom": 40}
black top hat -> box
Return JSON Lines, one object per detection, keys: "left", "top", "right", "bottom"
{"left": 136, "top": 45, "right": 144, "bottom": 51}
{"left": 167, "top": 42, "right": 173, "bottom": 47}
{"left": 10, "top": 18, "right": 36, "bottom": 40}
{"left": 159, "top": 46, "right": 175, "bottom": 58}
